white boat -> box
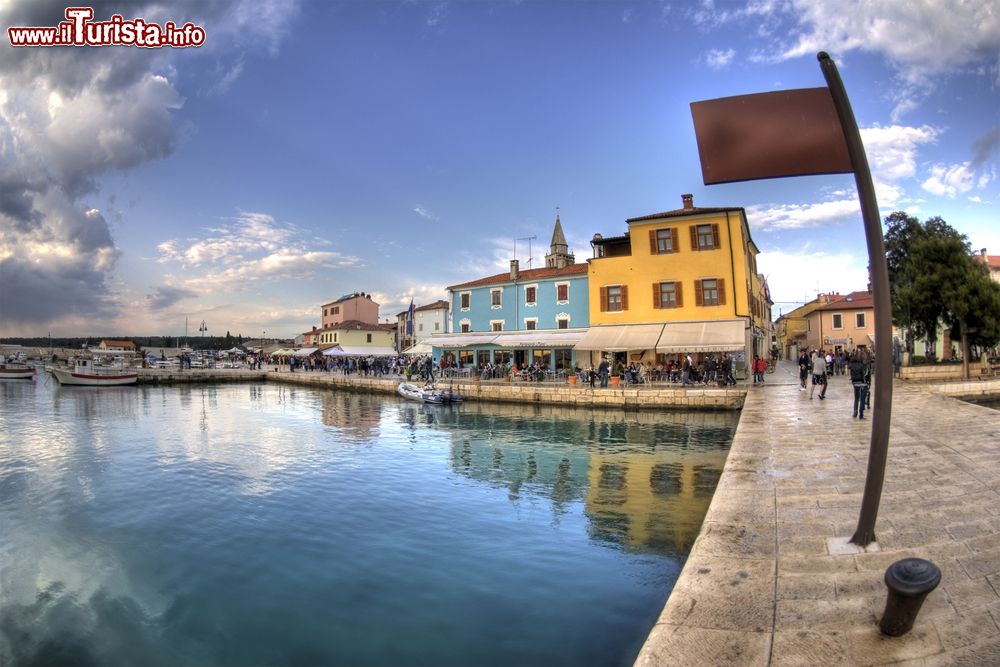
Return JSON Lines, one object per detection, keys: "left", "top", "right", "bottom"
{"left": 49, "top": 356, "right": 138, "bottom": 386}
{"left": 0, "top": 353, "right": 35, "bottom": 380}
{"left": 397, "top": 382, "right": 426, "bottom": 401}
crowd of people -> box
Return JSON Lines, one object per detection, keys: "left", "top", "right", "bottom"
{"left": 797, "top": 347, "right": 873, "bottom": 419}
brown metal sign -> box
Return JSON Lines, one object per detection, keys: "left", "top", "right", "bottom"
{"left": 691, "top": 87, "right": 853, "bottom": 185}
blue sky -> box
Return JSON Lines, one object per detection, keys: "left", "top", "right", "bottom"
{"left": 1, "top": 0, "right": 998, "bottom": 338}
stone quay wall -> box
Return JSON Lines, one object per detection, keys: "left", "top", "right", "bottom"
{"left": 136, "top": 368, "right": 747, "bottom": 410}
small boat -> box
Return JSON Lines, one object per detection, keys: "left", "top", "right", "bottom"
{"left": 397, "top": 382, "right": 426, "bottom": 402}
{"left": 49, "top": 356, "right": 138, "bottom": 386}
{"left": 0, "top": 353, "right": 35, "bottom": 380}
{"left": 438, "top": 387, "right": 464, "bottom": 403}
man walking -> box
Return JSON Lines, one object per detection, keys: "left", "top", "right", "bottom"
{"left": 810, "top": 349, "right": 828, "bottom": 400}
{"left": 848, "top": 350, "right": 870, "bottom": 419}
{"left": 598, "top": 357, "right": 610, "bottom": 388}
{"left": 798, "top": 349, "right": 810, "bottom": 390}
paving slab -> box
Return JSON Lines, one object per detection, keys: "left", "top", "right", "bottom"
{"left": 635, "top": 361, "right": 1000, "bottom": 666}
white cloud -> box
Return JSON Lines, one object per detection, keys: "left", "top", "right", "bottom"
{"left": 413, "top": 205, "right": 438, "bottom": 221}
{"left": 747, "top": 198, "right": 860, "bottom": 232}
{"left": 757, "top": 248, "right": 870, "bottom": 310}
{"left": 921, "top": 162, "right": 990, "bottom": 198}
{"left": 704, "top": 48, "right": 736, "bottom": 70}
{"left": 860, "top": 124, "right": 940, "bottom": 181}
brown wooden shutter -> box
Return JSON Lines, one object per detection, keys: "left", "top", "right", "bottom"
{"left": 711, "top": 224, "right": 720, "bottom": 249}
{"left": 717, "top": 278, "right": 726, "bottom": 305}
{"left": 694, "top": 279, "right": 703, "bottom": 306}
{"left": 621, "top": 285, "right": 629, "bottom": 311}
{"left": 675, "top": 282, "right": 683, "bottom": 307}
{"left": 670, "top": 228, "right": 679, "bottom": 253}
{"left": 653, "top": 283, "right": 661, "bottom": 308}
{"left": 690, "top": 225, "right": 699, "bottom": 251}
{"left": 600, "top": 287, "right": 608, "bottom": 312}
{"left": 649, "top": 229, "right": 658, "bottom": 255}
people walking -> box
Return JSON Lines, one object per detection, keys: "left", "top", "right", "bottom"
{"left": 810, "top": 349, "right": 828, "bottom": 400}
{"left": 798, "top": 350, "right": 810, "bottom": 390}
{"left": 722, "top": 353, "right": 736, "bottom": 386}
{"left": 848, "top": 349, "right": 870, "bottom": 419}
{"left": 598, "top": 357, "right": 610, "bottom": 388}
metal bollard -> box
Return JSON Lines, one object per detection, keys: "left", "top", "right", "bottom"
{"left": 879, "top": 558, "right": 941, "bottom": 636}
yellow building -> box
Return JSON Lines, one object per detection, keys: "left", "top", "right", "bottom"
{"left": 577, "top": 194, "right": 770, "bottom": 376}
{"left": 310, "top": 320, "right": 397, "bottom": 356}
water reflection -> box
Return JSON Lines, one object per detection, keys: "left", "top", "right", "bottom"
{"left": 1, "top": 382, "right": 738, "bottom": 667}
{"left": 433, "top": 402, "right": 735, "bottom": 555}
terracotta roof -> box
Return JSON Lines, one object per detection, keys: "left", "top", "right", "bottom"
{"left": 626, "top": 206, "right": 743, "bottom": 223}
{"left": 988, "top": 256, "right": 1000, "bottom": 269}
{"left": 447, "top": 263, "right": 588, "bottom": 290}
{"left": 415, "top": 299, "right": 449, "bottom": 312}
{"left": 591, "top": 233, "right": 630, "bottom": 246}
{"left": 815, "top": 291, "right": 874, "bottom": 311}
{"left": 100, "top": 340, "right": 136, "bottom": 349}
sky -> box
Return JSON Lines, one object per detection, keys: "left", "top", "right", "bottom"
{"left": 1, "top": 0, "right": 998, "bottom": 339}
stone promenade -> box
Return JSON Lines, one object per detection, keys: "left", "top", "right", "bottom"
{"left": 636, "top": 361, "right": 1000, "bottom": 666}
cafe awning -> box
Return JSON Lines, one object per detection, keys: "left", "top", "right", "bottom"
{"left": 492, "top": 330, "right": 586, "bottom": 348}
{"left": 424, "top": 333, "right": 500, "bottom": 348}
{"left": 656, "top": 319, "right": 746, "bottom": 353}
{"left": 402, "top": 342, "right": 434, "bottom": 355}
{"left": 293, "top": 347, "right": 319, "bottom": 356}
{"left": 574, "top": 324, "right": 666, "bottom": 352}
{"left": 338, "top": 346, "right": 398, "bottom": 356}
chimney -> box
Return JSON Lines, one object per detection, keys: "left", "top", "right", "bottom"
{"left": 982, "top": 248, "right": 988, "bottom": 258}
{"left": 682, "top": 193, "right": 694, "bottom": 209}
{"left": 510, "top": 259, "right": 520, "bottom": 281}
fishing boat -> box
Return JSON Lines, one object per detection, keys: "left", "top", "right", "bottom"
{"left": 0, "top": 353, "right": 35, "bottom": 380}
{"left": 49, "top": 356, "right": 138, "bottom": 386}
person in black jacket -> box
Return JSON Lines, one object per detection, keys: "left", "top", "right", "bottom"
{"left": 847, "top": 349, "right": 870, "bottom": 419}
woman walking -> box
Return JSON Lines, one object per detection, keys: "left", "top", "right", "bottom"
{"left": 848, "top": 350, "right": 870, "bottom": 419}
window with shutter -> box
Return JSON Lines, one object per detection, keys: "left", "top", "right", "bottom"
{"left": 621, "top": 285, "right": 628, "bottom": 310}
{"left": 690, "top": 226, "right": 699, "bottom": 250}
{"left": 717, "top": 278, "right": 726, "bottom": 305}
{"left": 600, "top": 286, "right": 609, "bottom": 312}
{"left": 675, "top": 282, "right": 683, "bottom": 307}
{"left": 653, "top": 283, "right": 661, "bottom": 308}
{"left": 694, "top": 279, "right": 704, "bottom": 306}
{"left": 711, "top": 224, "right": 720, "bottom": 248}
{"left": 605, "top": 286, "right": 623, "bottom": 311}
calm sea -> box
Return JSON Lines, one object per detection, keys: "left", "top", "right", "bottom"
{"left": 0, "top": 379, "right": 736, "bottom": 667}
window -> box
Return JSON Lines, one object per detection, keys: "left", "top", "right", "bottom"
{"left": 334, "top": 333, "right": 338, "bottom": 342}
{"left": 491, "top": 289, "right": 502, "bottom": 308}
{"left": 694, "top": 278, "right": 725, "bottom": 307}
{"left": 533, "top": 348, "right": 552, "bottom": 367}
{"left": 557, "top": 318, "right": 569, "bottom": 329}
{"left": 323, "top": 308, "right": 328, "bottom": 316}
{"left": 459, "top": 350, "right": 474, "bottom": 366}
{"left": 461, "top": 323, "right": 471, "bottom": 333}
{"left": 460, "top": 292, "right": 470, "bottom": 310}
{"left": 491, "top": 320, "right": 504, "bottom": 332}
{"left": 856, "top": 312, "right": 866, "bottom": 328}
{"left": 434, "top": 322, "right": 439, "bottom": 331}
{"left": 494, "top": 350, "right": 511, "bottom": 365}
{"left": 556, "top": 283, "right": 569, "bottom": 302}
{"left": 690, "top": 223, "right": 720, "bottom": 250}
{"left": 477, "top": 350, "right": 491, "bottom": 368}
{"left": 654, "top": 281, "right": 683, "bottom": 309}
{"left": 366, "top": 333, "right": 372, "bottom": 343}
{"left": 553, "top": 349, "right": 572, "bottom": 370}
{"left": 649, "top": 228, "right": 678, "bottom": 254}
{"left": 601, "top": 285, "right": 628, "bottom": 312}
{"left": 525, "top": 319, "right": 537, "bottom": 330}
{"left": 832, "top": 313, "right": 843, "bottom": 329}
{"left": 333, "top": 306, "right": 340, "bottom": 315}
{"left": 525, "top": 285, "right": 537, "bottom": 305}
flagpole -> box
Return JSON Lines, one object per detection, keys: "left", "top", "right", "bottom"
{"left": 818, "top": 52, "right": 893, "bottom": 546}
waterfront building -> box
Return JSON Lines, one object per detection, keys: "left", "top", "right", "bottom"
{"left": 98, "top": 339, "right": 137, "bottom": 352}
{"left": 578, "top": 194, "right": 771, "bottom": 377}
{"left": 428, "top": 216, "right": 590, "bottom": 372}
{"left": 397, "top": 299, "right": 450, "bottom": 353}
{"left": 802, "top": 290, "right": 875, "bottom": 354}
{"left": 975, "top": 248, "right": 1000, "bottom": 284}
{"left": 774, "top": 294, "right": 839, "bottom": 360}
{"left": 304, "top": 292, "right": 381, "bottom": 347}
{"left": 307, "top": 320, "right": 396, "bottom": 356}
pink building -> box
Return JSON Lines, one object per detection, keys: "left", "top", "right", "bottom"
{"left": 321, "top": 292, "right": 380, "bottom": 328}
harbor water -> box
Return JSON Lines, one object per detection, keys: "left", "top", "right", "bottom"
{"left": 0, "top": 379, "right": 737, "bottom": 666}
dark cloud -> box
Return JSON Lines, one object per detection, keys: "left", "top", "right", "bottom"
{"left": 147, "top": 285, "right": 199, "bottom": 310}
{"left": 0, "top": 1, "right": 298, "bottom": 332}
{"left": 971, "top": 126, "right": 1000, "bottom": 171}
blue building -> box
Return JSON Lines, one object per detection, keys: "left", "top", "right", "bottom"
{"left": 430, "top": 217, "right": 590, "bottom": 373}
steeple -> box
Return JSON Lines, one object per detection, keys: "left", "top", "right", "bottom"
{"left": 545, "top": 210, "right": 575, "bottom": 269}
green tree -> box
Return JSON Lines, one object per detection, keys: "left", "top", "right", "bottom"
{"left": 884, "top": 212, "right": 968, "bottom": 355}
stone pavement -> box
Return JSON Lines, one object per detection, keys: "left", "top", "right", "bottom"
{"left": 636, "top": 360, "right": 1000, "bottom": 666}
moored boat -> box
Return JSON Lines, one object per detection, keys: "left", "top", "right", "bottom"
{"left": 397, "top": 382, "right": 426, "bottom": 401}
{"left": 49, "top": 356, "right": 137, "bottom": 386}
{"left": 0, "top": 353, "right": 35, "bottom": 380}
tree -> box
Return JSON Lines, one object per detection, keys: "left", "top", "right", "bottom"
{"left": 943, "top": 260, "right": 1000, "bottom": 376}
{"left": 884, "top": 212, "right": 969, "bottom": 356}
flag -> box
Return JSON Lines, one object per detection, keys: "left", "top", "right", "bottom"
{"left": 690, "top": 87, "right": 853, "bottom": 185}
{"left": 405, "top": 300, "right": 414, "bottom": 335}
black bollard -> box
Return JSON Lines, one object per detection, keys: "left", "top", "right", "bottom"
{"left": 879, "top": 558, "right": 941, "bottom": 636}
